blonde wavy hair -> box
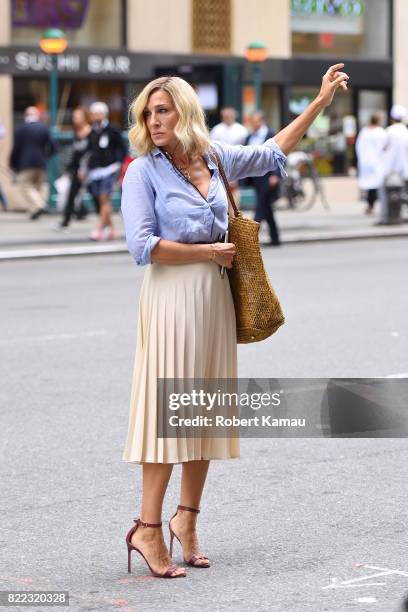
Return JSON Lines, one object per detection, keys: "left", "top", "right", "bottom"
{"left": 128, "top": 76, "right": 211, "bottom": 157}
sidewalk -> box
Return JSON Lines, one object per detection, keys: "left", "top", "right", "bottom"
{"left": 0, "top": 200, "right": 407, "bottom": 260}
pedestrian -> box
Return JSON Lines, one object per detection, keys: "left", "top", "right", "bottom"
{"left": 209, "top": 107, "right": 248, "bottom": 146}
{"left": 80, "top": 101, "right": 127, "bottom": 241}
{"left": 9, "top": 106, "right": 54, "bottom": 220}
{"left": 245, "top": 111, "right": 281, "bottom": 246}
{"left": 355, "top": 113, "right": 386, "bottom": 215}
{"left": 121, "top": 64, "right": 349, "bottom": 578}
{"left": 379, "top": 104, "right": 408, "bottom": 224}
{"left": 210, "top": 107, "right": 248, "bottom": 204}
{"left": 56, "top": 106, "right": 91, "bottom": 230}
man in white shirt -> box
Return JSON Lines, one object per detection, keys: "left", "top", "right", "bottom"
{"left": 210, "top": 108, "right": 248, "bottom": 203}
{"left": 210, "top": 107, "right": 248, "bottom": 145}
{"left": 379, "top": 104, "right": 408, "bottom": 223}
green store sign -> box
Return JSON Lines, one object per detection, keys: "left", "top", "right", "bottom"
{"left": 291, "top": 0, "right": 365, "bottom": 17}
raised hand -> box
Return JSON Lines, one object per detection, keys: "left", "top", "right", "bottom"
{"left": 318, "top": 63, "right": 349, "bottom": 108}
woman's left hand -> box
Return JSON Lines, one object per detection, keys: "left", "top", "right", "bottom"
{"left": 318, "top": 63, "right": 349, "bottom": 108}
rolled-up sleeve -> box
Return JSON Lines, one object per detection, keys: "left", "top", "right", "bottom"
{"left": 121, "top": 159, "right": 161, "bottom": 265}
{"left": 212, "top": 138, "right": 287, "bottom": 182}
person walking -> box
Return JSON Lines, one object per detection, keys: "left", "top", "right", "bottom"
{"left": 245, "top": 111, "right": 281, "bottom": 246}
{"left": 9, "top": 107, "right": 54, "bottom": 220}
{"left": 80, "top": 102, "right": 127, "bottom": 241}
{"left": 379, "top": 104, "right": 408, "bottom": 224}
{"left": 121, "top": 65, "right": 349, "bottom": 578}
{"left": 355, "top": 113, "right": 386, "bottom": 215}
{"left": 56, "top": 106, "right": 91, "bottom": 230}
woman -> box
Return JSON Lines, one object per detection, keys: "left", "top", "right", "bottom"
{"left": 85, "top": 101, "right": 128, "bottom": 241}
{"left": 355, "top": 113, "right": 386, "bottom": 215}
{"left": 121, "top": 65, "right": 349, "bottom": 579}
{"left": 57, "top": 107, "right": 91, "bottom": 229}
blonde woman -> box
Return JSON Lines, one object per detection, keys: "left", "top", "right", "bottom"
{"left": 122, "top": 65, "right": 349, "bottom": 579}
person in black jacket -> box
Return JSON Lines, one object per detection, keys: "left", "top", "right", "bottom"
{"left": 9, "top": 107, "right": 55, "bottom": 220}
{"left": 245, "top": 111, "right": 281, "bottom": 246}
{"left": 80, "top": 101, "right": 127, "bottom": 241}
{"left": 56, "top": 106, "right": 91, "bottom": 229}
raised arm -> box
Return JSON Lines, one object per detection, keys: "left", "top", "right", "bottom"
{"left": 274, "top": 63, "right": 349, "bottom": 156}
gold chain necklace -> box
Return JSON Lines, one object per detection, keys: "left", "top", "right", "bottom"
{"left": 163, "top": 149, "right": 191, "bottom": 182}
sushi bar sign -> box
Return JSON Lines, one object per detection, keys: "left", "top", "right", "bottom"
{"left": 0, "top": 47, "right": 134, "bottom": 79}
{"left": 12, "top": 0, "right": 89, "bottom": 28}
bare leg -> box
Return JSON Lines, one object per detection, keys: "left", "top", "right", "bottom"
{"left": 170, "top": 460, "right": 210, "bottom": 566}
{"left": 131, "top": 463, "right": 185, "bottom": 577}
{"left": 99, "top": 192, "right": 114, "bottom": 232}
{"left": 180, "top": 459, "right": 210, "bottom": 508}
{"left": 141, "top": 463, "right": 173, "bottom": 523}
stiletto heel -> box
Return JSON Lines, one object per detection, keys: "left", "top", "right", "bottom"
{"left": 169, "top": 529, "right": 174, "bottom": 557}
{"left": 125, "top": 518, "right": 186, "bottom": 578}
{"left": 169, "top": 505, "right": 210, "bottom": 568}
{"left": 127, "top": 546, "right": 132, "bottom": 573}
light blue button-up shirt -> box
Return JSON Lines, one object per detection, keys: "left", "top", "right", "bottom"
{"left": 121, "top": 138, "right": 287, "bottom": 265}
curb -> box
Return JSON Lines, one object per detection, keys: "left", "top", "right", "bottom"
{"left": 281, "top": 227, "right": 408, "bottom": 244}
{"left": 0, "top": 243, "right": 128, "bottom": 261}
{"left": 0, "top": 229, "right": 407, "bottom": 261}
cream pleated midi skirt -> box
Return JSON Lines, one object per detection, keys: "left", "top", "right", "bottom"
{"left": 122, "top": 261, "right": 240, "bottom": 464}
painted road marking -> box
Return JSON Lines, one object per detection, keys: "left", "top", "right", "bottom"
{"left": 355, "top": 597, "right": 377, "bottom": 603}
{"left": 322, "top": 564, "right": 408, "bottom": 590}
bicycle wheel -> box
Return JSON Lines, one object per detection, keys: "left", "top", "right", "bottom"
{"left": 293, "top": 175, "right": 318, "bottom": 210}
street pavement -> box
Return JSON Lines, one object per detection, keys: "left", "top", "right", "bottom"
{"left": 0, "top": 200, "right": 407, "bottom": 260}
{"left": 1, "top": 240, "right": 408, "bottom": 611}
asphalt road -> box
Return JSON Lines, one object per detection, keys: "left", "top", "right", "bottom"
{"left": 1, "top": 238, "right": 407, "bottom": 612}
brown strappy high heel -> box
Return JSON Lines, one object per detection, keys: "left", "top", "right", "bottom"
{"left": 126, "top": 518, "right": 186, "bottom": 578}
{"left": 169, "top": 505, "right": 210, "bottom": 568}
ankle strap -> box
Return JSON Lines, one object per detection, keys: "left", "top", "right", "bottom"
{"left": 177, "top": 504, "right": 200, "bottom": 514}
{"left": 134, "top": 518, "right": 162, "bottom": 528}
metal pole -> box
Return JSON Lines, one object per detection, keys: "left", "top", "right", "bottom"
{"left": 48, "top": 54, "right": 59, "bottom": 207}
{"left": 49, "top": 54, "right": 58, "bottom": 128}
{"left": 253, "top": 63, "right": 262, "bottom": 111}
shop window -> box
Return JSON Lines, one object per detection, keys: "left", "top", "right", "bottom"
{"left": 289, "top": 85, "right": 355, "bottom": 176}
{"left": 13, "top": 77, "right": 126, "bottom": 129}
{"left": 358, "top": 90, "right": 388, "bottom": 128}
{"left": 291, "top": 0, "right": 390, "bottom": 59}
{"left": 192, "top": 0, "right": 231, "bottom": 54}
{"left": 11, "top": 0, "right": 124, "bottom": 49}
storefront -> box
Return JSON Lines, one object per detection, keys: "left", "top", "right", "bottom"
{"left": 0, "top": 0, "right": 394, "bottom": 180}
{"left": 8, "top": 48, "right": 130, "bottom": 128}
{"left": 287, "top": 0, "right": 393, "bottom": 175}
{"left": 8, "top": 0, "right": 127, "bottom": 127}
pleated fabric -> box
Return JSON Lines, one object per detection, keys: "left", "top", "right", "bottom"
{"left": 122, "top": 261, "right": 240, "bottom": 464}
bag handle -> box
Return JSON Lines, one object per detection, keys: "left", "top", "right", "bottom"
{"left": 210, "top": 148, "right": 239, "bottom": 219}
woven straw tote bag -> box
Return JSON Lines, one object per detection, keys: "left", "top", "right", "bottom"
{"left": 211, "top": 148, "right": 285, "bottom": 344}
